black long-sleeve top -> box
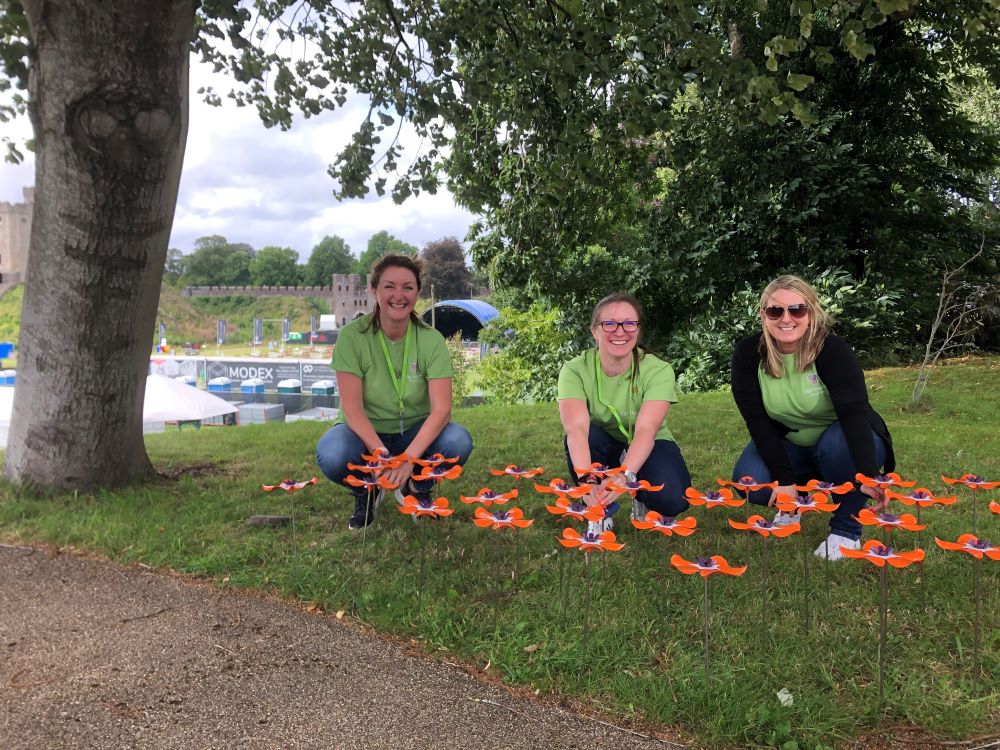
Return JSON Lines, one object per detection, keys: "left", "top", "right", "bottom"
{"left": 731, "top": 333, "right": 894, "bottom": 485}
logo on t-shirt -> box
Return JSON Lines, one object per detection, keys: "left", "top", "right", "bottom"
{"left": 407, "top": 362, "right": 420, "bottom": 382}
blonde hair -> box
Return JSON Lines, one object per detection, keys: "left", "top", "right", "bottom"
{"left": 758, "top": 275, "right": 831, "bottom": 377}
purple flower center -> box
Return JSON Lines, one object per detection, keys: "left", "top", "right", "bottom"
{"left": 660, "top": 516, "right": 676, "bottom": 526}
{"left": 694, "top": 557, "right": 717, "bottom": 568}
{"left": 873, "top": 545, "right": 892, "bottom": 557}
{"left": 569, "top": 502, "right": 586, "bottom": 513}
{"left": 705, "top": 491, "right": 722, "bottom": 501}
{"left": 510, "top": 465, "right": 522, "bottom": 472}
{"left": 913, "top": 490, "right": 929, "bottom": 499}
{"left": 418, "top": 498, "right": 434, "bottom": 508}
{"left": 583, "top": 532, "right": 600, "bottom": 542}
{"left": 798, "top": 495, "right": 814, "bottom": 505}
{"left": 879, "top": 513, "right": 899, "bottom": 523}
{"left": 738, "top": 476, "right": 755, "bottom": 484}
{"left": 971, "top": 538, "right": 991, "bottom": 549}
{"left": 818, "top": 482, "right": 835, "bottom": 489}
{"left": 757, "top": 519, "right": 774, "bottom": 529}
{"left": 968, "top": 475, "right": 984, "bottom": 483}
{"left": 482, "top": 491, "right": 495, "bottom": 499}
{"left": 626, "top": 481, "right": 640, "bottom": 489}
{"left": 494, "top": 510, "right": 509, "bottom": 521}
{"left": 875, "top": 475, "right": 891, "bottom": 483}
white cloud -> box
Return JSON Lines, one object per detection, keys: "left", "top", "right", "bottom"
{"left": 0, "top": 53, "right": 479, "bottom": 261}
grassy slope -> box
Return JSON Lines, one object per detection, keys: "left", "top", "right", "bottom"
{"left": 1, "top": 357, "right": 998, "bottom": 748}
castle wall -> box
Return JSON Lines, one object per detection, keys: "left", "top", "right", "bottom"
{"left": 0, "top": 187, "right": 33, "bottom": 285}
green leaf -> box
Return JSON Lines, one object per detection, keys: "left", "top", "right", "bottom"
{"left": 786, "top": 73, "right": 815, "bottom": 92}
{"left": 877, "top": 0, "right": 910, "bottom": 14}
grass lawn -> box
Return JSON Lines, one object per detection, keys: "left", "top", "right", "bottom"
{"left": 2, "top": 356, "right": 998, "bottom": 749}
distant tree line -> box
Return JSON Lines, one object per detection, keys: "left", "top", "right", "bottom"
{"left": 165, "top": 231, "right": 479, "bottom": 300}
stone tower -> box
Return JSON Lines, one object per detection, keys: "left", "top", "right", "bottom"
{"left": 0, "top": 186, "right": 33, "bottom": 288}
{"left": 330, "top": 273, "right": 373, "bottom": 327}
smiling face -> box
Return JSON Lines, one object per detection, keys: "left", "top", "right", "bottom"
{"left": 373, "top": 264, "right": 420, "bottom": 330}
{"left": 591, "top": 300, "right": 640, "bottom": 360}
{"left": 762, "top": 288, "right": 810, "bottom": 354}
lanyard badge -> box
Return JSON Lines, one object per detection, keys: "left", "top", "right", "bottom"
{"left": 378, "top": 323, "right": 414, "bottom": 429}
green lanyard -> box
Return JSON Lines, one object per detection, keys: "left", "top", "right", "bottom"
{"left": 594, "top": 352, "right": 635, "bottom": 444}
{"left": 378, "top": 323, "right": 414, "bottom": 423}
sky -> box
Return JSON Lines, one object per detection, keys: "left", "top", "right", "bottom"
{"left": 0, "top": 54, "right": 479, "bottom": 264}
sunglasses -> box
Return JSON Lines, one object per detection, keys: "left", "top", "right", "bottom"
{"left": 599, "top": 320, "right": 639, "bottom": 333}
{"left": 763, "top": 304, "right": 809, "bottom": 321}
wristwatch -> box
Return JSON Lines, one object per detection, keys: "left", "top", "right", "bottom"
{"left": 624, "top": 469, "right": 637, "bottom": 483}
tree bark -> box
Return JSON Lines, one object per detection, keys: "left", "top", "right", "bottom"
{"left": 5, "top": 0, "right": 196, "bottom": 489}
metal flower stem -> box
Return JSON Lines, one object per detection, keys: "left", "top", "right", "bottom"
{"left": 417, "top": 517, "right": 427, "bottom": 610}
{"left": 878, "top": 562, "right": 888, "bottom": 708}
{"left": 582, "top": 553, "right": 592, "bottom": 656}
{"left": 973, "top": 555, "right": 982, "bottom": 698}
{"left": 351, "top": 485, "right": 376, "bottom": 615}
{"left": 916, "top": 505, "right": 926, "bottom": 603}
{"left": 801, "top": 520, "right": 810, "bottom": 630}
{"left": 703, "top": 575, "right": 711, "bottom": 693}
{"left": 761, "top": 536, "right": 769, "bottom": 634}
{"left": 512, "top": 527, "right": 521, "bottom": 584}
{"left": 971, "top": 487, "right": 979, "bottom": 536}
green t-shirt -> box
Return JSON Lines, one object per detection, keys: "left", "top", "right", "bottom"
{"left": 557, "top": 349, "right": 677, "bottom": 443}
{"left": 758, "top": 353, "right": 836, "bottom": 447}
{"left": 331, "top": 315, "right": 453, "bottom": 433}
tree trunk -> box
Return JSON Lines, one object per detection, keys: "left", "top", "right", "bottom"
{"left": 5, "top": 0, "right": 196, "bottom": 489}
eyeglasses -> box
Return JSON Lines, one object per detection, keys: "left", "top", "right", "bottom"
{"left": 763, "top": 304, "right": 809, "bottom": 321}
{"left": 599, "top": 320, "right": 639, "bottom": 333}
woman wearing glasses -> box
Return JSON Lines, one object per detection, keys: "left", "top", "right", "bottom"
{"left": 731, "top": 274, "right": 895, "bottom": 560}
{"left": 558, "top": 292, "right": 692, "bottom": 532}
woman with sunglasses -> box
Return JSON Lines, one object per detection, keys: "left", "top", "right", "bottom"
{"left": 558, "top": 292, "right": 692, "bottom": 533}
{"left": 731, "top": 275, "right": 895, "bottom": 560}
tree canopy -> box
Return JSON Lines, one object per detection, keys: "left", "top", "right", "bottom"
{"left": 250, "top": 245, "right": 300, "bottom": 286}
{"left": 303, "top": 235, "right": 354, "bottom": 285}
{"left": 421, "top": 237, "right": 472, "bottom": 300}
{"left": 181, "top": 235, "right": 255, "bottom": 287}
{"left": 354, "top": 231, "right": 418, "bottom": 275}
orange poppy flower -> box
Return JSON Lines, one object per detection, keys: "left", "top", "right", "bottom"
{"left": 934, "top": 534, "right": 1000, "bottom": 561}
{"left": 460, "top": 488, "right": 518, "bottom": 506}
{"left": 411, "top": 452, "right": 460, "bottom": 467}
{"left": 344, "top": 474, "right": 398, "bottom": 491}
{"left": 261, "top": 477, "right": 318, "bottom": 493}
{"left": 855, "top": 472, "right": 916, "bottom": 490}
{"left": 796, "top": 479, "right": 854, "bottom": 494}
{"left": 557, "top": 527, "right": 625, "bottom": 553}
{"left": 884, "top": 487, "right": 956, "bottom": 507}
{"left": 685, "top": 487, "right": 744, "bottom": 508}
{"left": 840, "top": 540, "right": 925, "bottom": 568}
{"left": 941, "top": 473, "right": 1000, "bottom": 490}
{"left": 606, "top": 478, "right": 665, "bottom": 496}
{"left": 669, "top": 553, "right": 747, "bottom": 577}
{"left": 718, "top": 476, "right": 778, "bottom": 493}
{"left": 489, "top": 464, "right": 544, "bottom": 479}
{"left": 545, "top": 497, "right": 604, "bottom": 522}
{"left": 574, "top": 462, "right": 625, "bottom": 479}
{"left": 991, "top": 500, "right": 1000, "bottom": 515}
{"left": 472, "top": 506, "right": 533, "bottom": 529}
{"left": 854, "top": 509, "right": 925, "bottom": 532}
{"left": 631, "top": 513, "right": 698, "bottom": 536}
{"left": 728, "top": 514, "right": 800, "bottom": 537}
{"left": 534, "top": 478, "right": 591, "bottom": 499}
{"left": 397, "top": 495, "right": 453, "bottom": 519}
{"left": 360, "top": 449, "right": 408, "bottom": 469}
{"left": 413, "top": 464, "right": 464, "bottom": 482}
{"left": 775, "top": 491, "right": 840, "bottom": 514}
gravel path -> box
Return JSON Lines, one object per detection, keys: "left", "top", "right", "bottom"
{"left": 0, "top": 544, "right": 690, "bottom": 750}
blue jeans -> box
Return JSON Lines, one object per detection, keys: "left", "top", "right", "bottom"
{"left": 564, "top": 425, "right": 692, "bottom": 517}
{"left": 316, "top": 420, "right": 474, "bottom": 496}
{"left": 733, "top": 422, "right": 889, "bottom": 540}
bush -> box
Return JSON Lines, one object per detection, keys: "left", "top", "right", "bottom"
{"left": 475, "top": 305, "right": 577, "bottom": 404}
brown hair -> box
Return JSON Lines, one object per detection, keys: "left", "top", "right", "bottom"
{"left": 590, "top": 292, "right": 646, "bottom": 390}
{"left": 363, "top": 254, "right": 427, "bottom": 334}
{"left": 758, "top": 274, "right": 831, "bottom": 377}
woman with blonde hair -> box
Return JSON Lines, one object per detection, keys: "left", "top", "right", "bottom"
{"left": 731, "top": 275, "right": 894, "bottom": 560}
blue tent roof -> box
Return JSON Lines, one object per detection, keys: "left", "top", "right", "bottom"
{"left": 421, "top": 299, "right": 498, "bottom": 340}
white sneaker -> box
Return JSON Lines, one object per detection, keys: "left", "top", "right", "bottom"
{"left": 772, "top": 511, "right": 798, "bottom": 527}
{"left": 587, "top": 516, "right": 614, "bottom": 535}
{"left": 814, "top": 533, "right": 861, "bottom": 561}
{"left": 631, "top": 499, "right": 649, "bottom": 521}
{"left": 394, "top": 488, "right": 406, "bottom": 506}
